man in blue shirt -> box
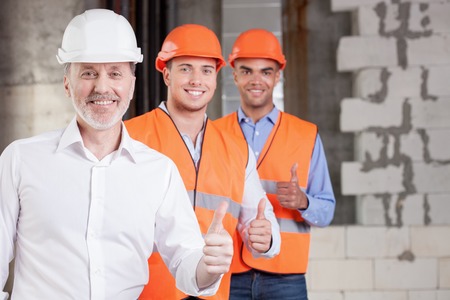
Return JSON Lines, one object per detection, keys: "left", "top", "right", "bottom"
{"left": 215, "top": 28, "right": 336, "bottom": 300}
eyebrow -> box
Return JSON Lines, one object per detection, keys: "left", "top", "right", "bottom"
{"left": 177, "top": 63, "right": 215, "bottom": 69}
{"left": 239, "top": 66, "right": 274, "bottom": 72}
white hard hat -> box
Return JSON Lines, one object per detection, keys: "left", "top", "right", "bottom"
{"left": 56, "top": 9, "right": 143, "bottom": 64}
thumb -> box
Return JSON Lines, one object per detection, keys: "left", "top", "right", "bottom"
{"left": 256, "top": 198, "right": 266, "bottom": 220}
{"left": 290, "top": 162, "right": 298, "bottom": 183}
{"left": 207, "top": 201, "right": 228, "bottom": 234}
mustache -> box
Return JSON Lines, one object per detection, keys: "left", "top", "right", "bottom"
{"left": 86, "top": 94, "right": 120, "bottom": 101}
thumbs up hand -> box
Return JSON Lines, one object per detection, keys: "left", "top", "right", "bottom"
{"left": 276, "top": 163, "right": 308, "bottom": 210}
{"left": 203, "top": 201, "right": 233, "bottom": 275}
{"left": 248, "top": 198, "right": 272, "bottom": 253}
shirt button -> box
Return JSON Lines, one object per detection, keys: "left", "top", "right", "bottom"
{"left": 255, "top": 152, "right": 259, "bottom": 156}
{"left": 255, "top": 131, "right": 260, "bottom": 136}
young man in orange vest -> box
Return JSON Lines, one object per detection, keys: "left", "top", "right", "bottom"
{"left": 214, "top": 29, "right": 336, "bottom": 299}
{"left": 125, "top": 24, "right": 281, "bottom": 300}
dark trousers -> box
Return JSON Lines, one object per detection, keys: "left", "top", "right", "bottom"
{"left": 230, "top": 270, "right": 307, "bottom": 300}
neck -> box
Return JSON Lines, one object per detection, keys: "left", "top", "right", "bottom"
{"left": 77, "top": 120, "right": 122, "bottom": 160}
{"left": 166, "top": 101, "right": 206, "bottom": 144}
{"left": 242, "top": 103, "right": 275, "bottom": 123}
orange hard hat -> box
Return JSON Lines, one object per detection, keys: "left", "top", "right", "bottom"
{"left": 155, "top": 24, "right": 226, "bottom": 72}
{"left": 228, "top": 29, "right": 286, "bottom": 70}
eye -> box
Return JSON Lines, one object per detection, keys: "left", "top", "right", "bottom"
{"left": 110, "top": 71, "right": 122, "bottom": 78}
{"left": 81, "top": 70, "right": 97, "bottom": 78}
{"left": 203, "top": 68, "right": 214, "bottom": 75}
{"left": 179, "top": 66, "right": 191, "bottom": 73}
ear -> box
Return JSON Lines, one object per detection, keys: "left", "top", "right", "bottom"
{"left": 162, "top": 67, "right": 171, "bottom": 87}
{"left": 63, "top": 76, "right": 71, "bottom": 98}
{"left": 275, "top": 69, "right": 281, "bottom": 85}
{"left": 129, "top": 76, "right": 136, "bottom": 100}
{"left": 233, "top": 70, "right": 239, "bottom": 85}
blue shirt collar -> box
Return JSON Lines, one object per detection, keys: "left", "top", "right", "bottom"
{"left": 237, "top": 106, "right": 279, "bottom": 125}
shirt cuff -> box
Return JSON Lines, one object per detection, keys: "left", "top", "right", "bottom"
{"left": 175, "top": 251, "right": 222, "bottom": 297}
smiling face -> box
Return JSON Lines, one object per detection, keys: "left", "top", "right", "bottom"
{"left": 233, "top": 58, "right": 280, "bottom": 117}
{"left": 64, "top": 62, "right": 136, "bottom": 131}
{"left": 163, "top": 56, "right": 217, "bottom": 114}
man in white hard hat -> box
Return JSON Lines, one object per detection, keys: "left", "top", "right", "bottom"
{"left": 0, "top": 9, "right": 233, "bottom": 300}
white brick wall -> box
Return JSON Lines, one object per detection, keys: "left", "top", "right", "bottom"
{"left": 375, "top": 259, "right": 438, "bottom": 289}
{"left": 341, "top": 162, "right": 404, "bottom": 195}
{"left": 410, "top": 97, "right": 450, "bottom": 128}
{"left": 354, "top": 68, "right": 422, "bottom": 100}
{"left": 412, "top": 162, "right": 450, "bottom": 193}
{"left": 429, "top": 66, "right": 450, "bottom": 96}
{"left": 411, "top": 226, "right": 450, "bottom": 257}
{"left": 340, "top": 98, "right": 404, "bottom": 132}
{"left": 337, "top": 36, "right": 397, "bottom": 71}
{"left": 322, "top": 1, "right": 450, "bottom": 299}
{"left": 440, "top": 258, "right": 450, "bottom": 288}
{"left": 309, "top": 226, "right": 346, "bottom": 259}
{"left": 346, "top": 226, "right": 410, "bottom": 258}
{"left": 308, "top": 259, "right": 373, "bottom": 290}
{"left": 345, "top": 291, "right": 407, "bottom": 300}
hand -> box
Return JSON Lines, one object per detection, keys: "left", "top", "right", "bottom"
{"left": 276, "top": 163, "right": 308, "bottom": 210}
{"left": 248, "top": 198, "right": 272, "bottom": 253}
{"left": 203, "top": 201, "right": 233, "bottom": 275}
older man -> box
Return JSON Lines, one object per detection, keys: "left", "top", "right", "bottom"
{"left": 0, "top": 9, "right": 232, "bottom": 300}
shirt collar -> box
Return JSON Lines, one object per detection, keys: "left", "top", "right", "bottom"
{"left": 159, "top": 101, "right": 208, "bottom": 126}
{"left": 57, "top": 117, "right": 138, "bottom": 163}
{"left": 238, "top": 106, "right": 279, "bottom": 125}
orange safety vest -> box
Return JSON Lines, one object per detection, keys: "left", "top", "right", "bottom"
{"left": 214, "top": 111, "right": 317, "bottom": 274}
{"left": 125, "top": 108, "right": 248, "bottom": 300}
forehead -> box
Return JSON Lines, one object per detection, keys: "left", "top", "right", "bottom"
{"left": 171, "top": 56, "right": 217, "bottom": 68}
{"left": 235, "top": 57, "right": 278, "bottom": 69}
{"left": 71, "top": 62, "right": 132, "bottom": 71}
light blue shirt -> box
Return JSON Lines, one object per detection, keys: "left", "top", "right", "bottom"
{"left": 238, "top": 106, "right": 336, "bottom": 227}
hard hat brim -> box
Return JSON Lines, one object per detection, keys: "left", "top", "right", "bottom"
{"left": 56, "top": 48, "right": 143, "bottom": 64}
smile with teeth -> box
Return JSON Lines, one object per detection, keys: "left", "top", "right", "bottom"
{"left": 91, "top": 100, "right": 115, "bottom": 105}
{"left": 187, "top": 90, "right": 204, "bottom": 96}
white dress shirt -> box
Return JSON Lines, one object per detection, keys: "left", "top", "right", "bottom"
{"left": 0, "top": 118, "right": 219, "bottom": 300}
{"left": 159, "top": 102, "right": 281, "bottom": 258}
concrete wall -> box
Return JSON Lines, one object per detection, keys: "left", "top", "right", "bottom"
{"left": 306, "top": 0, "right": 450, "bottom": 298}
{"left": 0, "top": 0, "right": 83, "bottom": 152}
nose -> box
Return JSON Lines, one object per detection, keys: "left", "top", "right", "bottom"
{"left": 94, "top": 74, "right": 113, "bottom": 94}
{"left": 189, "top": 70, "right": 202, "bottom": 87}
{"left": 249, "top": 73, "right": 262, "bottom": 84}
